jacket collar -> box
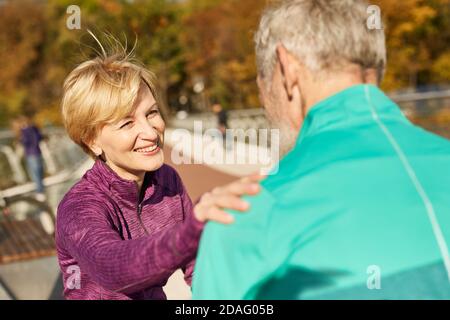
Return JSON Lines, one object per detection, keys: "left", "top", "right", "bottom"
{"left": 296, "top": 84, "right": 409, "bottom": 146}
{"left": 263, "top": 85, "right": 411, "bottom": 187}
{"left": 91, "top": 159, "right": 157, "bottom": 206}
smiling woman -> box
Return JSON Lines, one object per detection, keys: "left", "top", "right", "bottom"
{"left": 89, "top": 84, "right": 165, "bottom": 188}
{"left": 56, "top": 33, "right": 263, "bottom": 300}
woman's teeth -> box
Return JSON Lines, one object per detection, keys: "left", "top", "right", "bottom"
{"left": 135, "top": 145, "right": 158, "bottom": 153}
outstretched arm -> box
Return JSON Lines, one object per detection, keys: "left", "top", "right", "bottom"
{"left": 58, "top": 198, "right": 204, "bottom": 295}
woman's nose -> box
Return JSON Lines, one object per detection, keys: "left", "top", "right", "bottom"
{"left": 136, "top": 119, "right": 159, "bottom": 140}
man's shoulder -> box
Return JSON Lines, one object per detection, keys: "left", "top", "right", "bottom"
{"left": 259, "top": 146, "right": 308, "bottom": 195}
{"left": 403, "top": 123, "right": 450, "bottom": 152}
{"left": 202, "top": 186, "right": 277, "bottom": 239}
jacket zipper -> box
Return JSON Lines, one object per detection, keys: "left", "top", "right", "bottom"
{"left": 136, "top": 181, "right": 150, "bottom": 235}
{"left": 137, "top": 203, "right": 149, "bottom": 235}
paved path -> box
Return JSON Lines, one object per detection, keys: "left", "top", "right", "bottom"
{"left": 163, "top": 146, "right": 237, "bottom": 200}
{"left": 163, "top": 146, "right": 239, "bottom": 299}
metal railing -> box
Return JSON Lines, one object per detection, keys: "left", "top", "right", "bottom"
{"left": 0, "top": 128, "right": 90, "bottom": 198}
{"left": 0, "top": 88, "right": 449, "bottom": 197}
{"left": 170, "top": 88, "right": 450, "bottom": 133}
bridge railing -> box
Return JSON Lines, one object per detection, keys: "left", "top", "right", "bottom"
{"left": 0, "top": 89, "right": 449, "bottom": 195}
{"left": 170, "top": 89, "right": 450, "bottom": 140}
{"left": 0, "top": 128, "right": 89, "bottom": 195}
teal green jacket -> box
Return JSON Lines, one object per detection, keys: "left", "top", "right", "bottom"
{"left": 192, "top": 84, "right": 450, "bottom": 299}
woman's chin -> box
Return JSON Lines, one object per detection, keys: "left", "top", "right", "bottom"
{"left": 137, "top": 153, "right": 164, "bottom": 172}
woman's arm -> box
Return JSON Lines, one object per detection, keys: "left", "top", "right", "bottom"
{"left": 58, "top": 172, "right": 263, "bottom": 296}
{"left": 180, "top": 173, "right": 265, "bottom": 286}
{"left": 182, "top": 258, "right": 196, "bottom": 286}
{"left": 178, "top": 175, "right": 198, "bottom": 287}
{"left": 57, "top": 197, "right": 204, "bottom": 296}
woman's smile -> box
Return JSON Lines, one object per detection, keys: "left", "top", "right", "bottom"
{"left": 134, "top": 144, "right": 161, "bottom": 156}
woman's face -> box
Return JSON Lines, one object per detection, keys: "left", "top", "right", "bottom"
{"left": 92, "top": 84, "right": 165, "bottom": 181}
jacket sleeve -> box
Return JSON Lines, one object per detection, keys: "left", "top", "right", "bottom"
{"left": 178, "top": 171, "right": 200, "bottom": 287}
{"left": 57, "top": 197, "right": 205, "bottom": 295}
{"left": 182, "top": 258, "right": 196, "bottom": 287}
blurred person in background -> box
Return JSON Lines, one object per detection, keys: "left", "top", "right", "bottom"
{"left": 212, "top": 102, "right": 231, "bottom": 150}
{"left": 193, "top": 0, "right": 450, "bottom": 299}
{"left": 212, "top": 102, "right": 228, "bottom": 137}
{"left": 12, "top": 115, "right": 46, "bottom": 202}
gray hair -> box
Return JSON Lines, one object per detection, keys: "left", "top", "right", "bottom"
{"left": 254, "top": 0, "right": 386, "bottom": 82}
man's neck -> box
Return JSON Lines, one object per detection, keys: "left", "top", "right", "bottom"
{"left": 303, "top": 72, "right": 378, "bottom": 114}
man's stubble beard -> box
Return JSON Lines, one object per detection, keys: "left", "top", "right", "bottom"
{"left": 267, "top": 111, "right": 299, "bottom": 159}
{"left": 262, "top": 79, "right": 304, "bottom": 159}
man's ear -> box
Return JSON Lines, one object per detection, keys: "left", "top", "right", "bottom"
{"left": 276, "top": 44, "right": 299, "bottom": 100}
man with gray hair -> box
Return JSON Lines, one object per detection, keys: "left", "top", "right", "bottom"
{"left": 192, "top": 0, "right": 450, "bottom": 299}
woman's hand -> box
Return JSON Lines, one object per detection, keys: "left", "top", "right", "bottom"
{"left": 194, "top": 174, "right": 265, "bottom": 224}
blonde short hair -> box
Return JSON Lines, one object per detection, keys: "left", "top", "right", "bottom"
{"left": 255, "top": 0, "right": 386, "bottom": 82}
{"left": 61, "top": 35, "right": 160, "bottom": 159}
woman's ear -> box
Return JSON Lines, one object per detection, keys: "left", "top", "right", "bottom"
{"left": 88, "top": 140, "right": 103, "bottom": 157}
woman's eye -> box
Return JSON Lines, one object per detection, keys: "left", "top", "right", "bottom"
{"left": 120, "top": 121, "right": 133, "bottom": 129}
{"left": 146, "top": 110, "right": 159, "bottom": 117}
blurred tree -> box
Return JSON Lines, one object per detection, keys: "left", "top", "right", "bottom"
{"left": 123, "top": 0, "right": 188, "bottom": 117}
{"left": 0, "top": 0, "right": 449, "bottom": 129}
{"left": 373, "top": 0, "right": 450, "bottom": 91}
{"left": 0, "top": 0, "right": 46, "bottom": 126}
{"left": 182, "top": 0, "right": 266, "bottom": 110}
{"left": 42, "top": 0, "right": 186, "bottom": 119}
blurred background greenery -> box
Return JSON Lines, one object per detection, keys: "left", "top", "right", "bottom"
{"left": 0, "top": 0, "right": 449, "bottom": 128}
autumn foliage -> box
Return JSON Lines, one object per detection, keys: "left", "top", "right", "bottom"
{"left": 0, "top": 0, "right": 448, "bottom": 128}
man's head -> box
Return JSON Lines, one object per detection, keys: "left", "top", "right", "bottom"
{"left": 255, "top": 0, "right": 386, "bottom": 156}
{"left": 212, "top": 103, "right": 223, "bottom": 114}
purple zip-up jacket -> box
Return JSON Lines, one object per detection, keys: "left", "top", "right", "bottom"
{"left": 55, "top": 159, "right": 205, "bottom": 300}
